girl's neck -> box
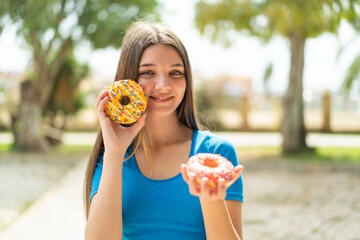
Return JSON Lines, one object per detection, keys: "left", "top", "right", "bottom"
{"left": 144, "top": 113, "right": 191, "bottom": 148}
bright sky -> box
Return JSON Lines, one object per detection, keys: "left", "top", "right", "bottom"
{"left": 1, "top": 0, "right": 360, "bottom": 94}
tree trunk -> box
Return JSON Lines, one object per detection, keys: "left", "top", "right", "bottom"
{"left": 240, "top": 93, "right": 249, "bottom": 131}
{"left": 281, "top": 33, "right": 308, "bottom": 154}
{"left": 322, "top": 90, "right": 331, "bottom": 132}
{"left": 12, "top": 38, "right": 72, "bottom": 152}
{"left": 17, "top": 81, "right": 49, "bottom": 152}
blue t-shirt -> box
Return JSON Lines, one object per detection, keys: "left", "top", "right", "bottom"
{"left": 91, "top": 130, "right": 243, "bottom": 240}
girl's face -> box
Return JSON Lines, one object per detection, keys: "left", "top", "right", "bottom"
{"left": 138, "top": 45, "right": 186, "bottom": 118}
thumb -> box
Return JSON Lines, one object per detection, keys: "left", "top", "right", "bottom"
{"left": 235, "top": 164, "right": 243, "bottom": 173}
{"left": 233, "top": 165, "right": 244, "bottom": 180}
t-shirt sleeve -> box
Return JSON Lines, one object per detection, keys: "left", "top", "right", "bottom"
{"left": 90, "top": 149, "right": 104, "bottom": 203}
{"left": 212, "top": 138, "right": 244, "bottom": 203}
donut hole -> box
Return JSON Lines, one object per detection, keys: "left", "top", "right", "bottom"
{"left": 120, "top": 96, "right": 131, "bottom": 106}
{"left": 201, "top": 158, "right": 219, "bottom": 168}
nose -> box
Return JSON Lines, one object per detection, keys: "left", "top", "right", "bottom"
{"left": 154, "top": 73, "right": 171, "bottom": 91}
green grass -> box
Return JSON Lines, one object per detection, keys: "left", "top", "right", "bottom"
{"left": 0, "top": 143, "right": 93, "bottom": 155}
{"left": 51, "top": 144, "right": 93, "bottom": 155}
{"left": 0, "top": 143, "right": 15, "bottom": 153}
{"left": 236, "top": 146, "right": 281, "bottom": 156}
{"left": 236, "top": 146, "right": 360, "bottom": 164}
{"left": 306, "top": 147, "right": 360, "bottom": 163}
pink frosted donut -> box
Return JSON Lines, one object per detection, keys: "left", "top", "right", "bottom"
{"left": 186, "top": 153, "right": 241, "bottom": 190}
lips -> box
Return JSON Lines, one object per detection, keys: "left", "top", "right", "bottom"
{"left": 149, "top": 96, "right": 174, "bottom": 102}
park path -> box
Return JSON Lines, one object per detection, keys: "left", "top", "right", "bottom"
{"left": 2, "top": 158, "right": 359, "bottom": 240}
{"left": 0, "top": 132, "right": 359, "bottom": 239}
{"left": 0, "top": 160, "right": 87, "bottom": 240}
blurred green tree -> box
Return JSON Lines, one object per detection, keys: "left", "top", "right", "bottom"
{"left": 45, "top": 54, "right": 89, "bottom": 129}
{"left": 0, "top": 0, "right": 159, "bottom": 151}
{"left": 195, "top": 0, "right": 359, "bottom": 153}
{"left": 340, "top": 8, "right": 360, "bottom": 92}
{"left": 263, "top": 62, "right": 273, "bottom": 97}
{"left": 343, "top": 53, "right": 360, "bottom": 91}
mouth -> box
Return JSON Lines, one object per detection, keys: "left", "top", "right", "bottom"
{"left": 149, "top": 96, "right": 174, "bottom": 102}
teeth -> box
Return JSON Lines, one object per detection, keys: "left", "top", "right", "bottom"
{"left": 152, "top": 96, "right": 171, "bottom": 100}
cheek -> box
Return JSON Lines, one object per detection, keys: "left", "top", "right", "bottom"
{"left": 138, "top": 79, "right": 149, "bottom": 93}
{"left": 177, "top": 79, "right": 187, "bottom": 96}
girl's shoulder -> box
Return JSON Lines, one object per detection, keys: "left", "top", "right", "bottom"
{"left": 193, "top": 130, "right": 236, "bottom": 155}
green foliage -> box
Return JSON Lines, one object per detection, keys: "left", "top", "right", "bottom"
{"left": 78, "top": 0, "right": 160, "bottom": 48}
{"left": 343, "top": 53, "right": 360, "bottom": 91}
{"left": 344, "top": 0, "right": 360, "bottom": 31}
{"left": 0, "top": 0, "right": 160, "bottom": 103}
{"left": 0, "top": 0, "right": 160, "bottom": 138}
{"left": 46, "top": 55, "right": 89, "bottom": 115}
{"left": 263, "top": 62, "right": 273, "bottom": 94}
{"left": 0, "top": 0, "right": 159, "bottom": 49}
{"left": 195, "top": 0, "right": 357, "bottom": 46}
{"left": 335, "top": 1, "right": 360, "bottom": 93}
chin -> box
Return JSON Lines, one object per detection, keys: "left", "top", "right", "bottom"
{"left": 147, "top": 108, "right": 178, "bottom": 118}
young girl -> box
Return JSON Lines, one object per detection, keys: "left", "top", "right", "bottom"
{"left": 83, "top": 21, "right": 244, "bottom": 240}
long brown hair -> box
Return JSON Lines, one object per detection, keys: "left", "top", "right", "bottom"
{"left": 83, "top": 21, "right": 201, "bottom": 218}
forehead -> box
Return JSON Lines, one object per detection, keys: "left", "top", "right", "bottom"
{"left": 140, "top": 45, "right": 183, "bottom": 65}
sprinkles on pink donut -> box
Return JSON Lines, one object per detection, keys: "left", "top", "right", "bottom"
{"left": 186, "top": 153, "right": 239, "bottom": 190}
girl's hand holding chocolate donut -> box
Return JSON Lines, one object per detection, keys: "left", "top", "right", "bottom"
{"left": 181, "top": 164, "right": 243, "bottom": 201}
{"left": 95, "top": 86, "right": 146, "bottom": 153}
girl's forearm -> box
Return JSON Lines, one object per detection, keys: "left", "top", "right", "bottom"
{"left": 200, "top": 199, "right": 241, "bottom": 240}
{"left": 85, "top": 150, "right": 125, "bottom": 240}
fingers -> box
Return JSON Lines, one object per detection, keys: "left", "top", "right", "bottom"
{"left": 95, "top": 86, "right": 108, "bottom": 110}
{"left": 180, "top": 164, "right": 189, "bottom": 183}
{"left": 130, "top": 113, "right": 147, "bottom": 133}
{"left": 217, "top": 178, "right": 226, "bottom": 199}
{"left": 181, "top": 165, "right": 201, "bottom": 196}
{"left": 233, "top": 165, "right": 244, "bottom": 182}
{"left": 200, "top": 177, "right": 210, "bottom": 199}
{"left": 182, "top": 173, "right": 232, "bottom": 200}
{"left": 182, "top": 169, "right": 224, "bottom": 199}
{"left": 95, "top": 86, "right": 109, "bottom": 121}
{"left": 188, "top": 173, "right": 200, "bottom": 196}
{"left": 235, "top": 164, "right": 244, "bottom": 174}
{"left": 97, "top": 97, "right": 110, "bottom": 126}
{"left": 199, "top": 177, "right": 227, "bottom": 200}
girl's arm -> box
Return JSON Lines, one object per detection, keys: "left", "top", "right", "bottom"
{"left": 85, "top": 87, "right": 146, "bottom": 240}
{"left": 181, "top": 165, "right": 243, "bottom": 240}
{"left": 200, "top": 199, "right": 243, "bottom": 240}
{"left": 85, "top": 149, "right": 125, "bottom": 240}
{"left": 226, "top": 200, "right": 243, "bottom": 239}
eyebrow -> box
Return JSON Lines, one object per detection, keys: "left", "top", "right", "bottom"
{"left": 139, "top": 63, "right": 184, "bottom": 68}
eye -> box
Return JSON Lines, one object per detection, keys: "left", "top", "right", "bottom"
{"left": 138, "top": 70, "right": 154, "bottom": 76}
{"left": 170, "top": 70, "right": 184, "bottom": 76}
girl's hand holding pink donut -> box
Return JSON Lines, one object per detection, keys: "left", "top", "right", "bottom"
{"left": 180, "top": 153, "right": 243, "bottom": 201}
{"left": 95, "top": 86, "right": 146, "bottom": 152}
